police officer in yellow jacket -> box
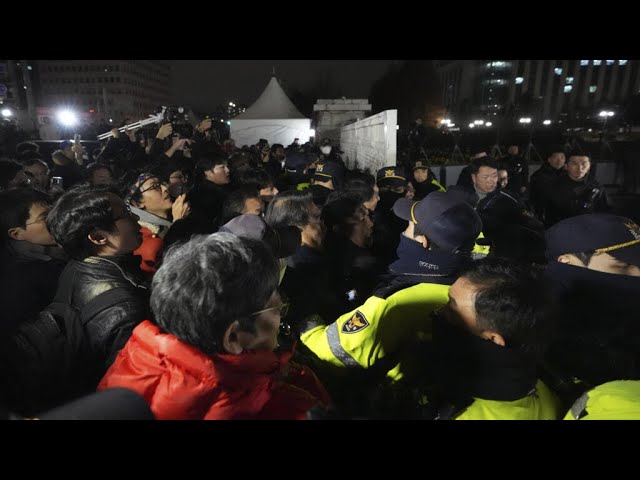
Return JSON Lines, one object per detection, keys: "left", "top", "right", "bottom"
{"left": 426, "top": 257, "right": 561, "bottom": 420}
{"left": 542, "top": 214, "right": 640, "bottom": 419}
{"left": 300, "top": 192, "right": 484, "bottom": 417}
{"left": 565, "top": 381, "right": 640, "bottom": 420}
{"left": 411, "top": 159, "right": 445, "bottom": 201}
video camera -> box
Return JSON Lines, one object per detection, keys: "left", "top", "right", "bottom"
{"left": 161, "top": 105, "right": 193, "bottom": 139}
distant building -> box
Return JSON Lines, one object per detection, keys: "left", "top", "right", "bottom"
{"left": 35, "top": 60, "right": 172, "bottom": 123}
{"left": 434, "top": 60, "right": 640, "bottom": 126}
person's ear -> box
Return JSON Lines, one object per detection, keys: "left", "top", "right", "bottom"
{"left": 222, "top": 321, "right": 244, "bottom": 355}
{"left": 8, "top": 226, "right": 26, "bottom": 241}
{"left": 480, "top": 330, "right": 505, "bottom": 347}
{"left": 416, "top": 234, "right": 429, "bottom": 249}
{"left": 557, "top": 254, "right": 585, "bottom": 267}
{"left": 87, "top": 230, "right": 109, "bottom": 247}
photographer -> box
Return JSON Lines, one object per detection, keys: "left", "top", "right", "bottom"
{"left": 95, "top": 127, "right": 148, "bottom": 176}
{"left": 545, "top": 153, "right": 608, "bottom": 227}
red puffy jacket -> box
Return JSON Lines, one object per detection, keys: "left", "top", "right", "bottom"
{"left": 98, "top": 320, "right": 331, "bottom": 420}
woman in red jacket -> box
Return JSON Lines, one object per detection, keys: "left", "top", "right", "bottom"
{"left": 126, "top": 173, "right": 190, "bottom": 273}
{"left": 98, "top": 233, "right": 330, "bottom": 420}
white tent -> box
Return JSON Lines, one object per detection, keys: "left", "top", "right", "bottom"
{"left": 230, "top": 76, "right": 311, "bottom": 147}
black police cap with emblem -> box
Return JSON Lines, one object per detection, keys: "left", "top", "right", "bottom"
{"left": 313, "top": 161, "right": 344, "bottom": 183}
{"left": 376, "top": 166, "right": 407, "bottom": 188}
{"left": 546, "top": 213, "right": 640, "bottom": 267}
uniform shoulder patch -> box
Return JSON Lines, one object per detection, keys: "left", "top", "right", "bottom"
{"left": 341, "top": 310, "right": 369, "bottom": 334}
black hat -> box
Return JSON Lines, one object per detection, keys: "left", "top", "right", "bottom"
{"left": 412, "top": 160, "right": 429, "bottom": 171}
{"left": 313, "top": 161, "right": 344, "bottom": 184}
{"left": 219, "top": 214, "right": 301, "bottom": 259}
{"left": 393, "top": 191, "right": 482, "bottom": 253}
{"left": 376, "top": 166, "right": 407, "bottom": 188}
{"left": 546, "top": 214, "right": 640, "bottom": 267}
{"left": 285, "top": 152, "right": 310, "bottom": 173}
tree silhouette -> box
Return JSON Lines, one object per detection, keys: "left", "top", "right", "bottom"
{"left": 369, "top": 61, "right": 443, "bottom": 127}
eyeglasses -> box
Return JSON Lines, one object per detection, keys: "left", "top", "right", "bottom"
{"left": 25, "top": 216, "right": 47, "bottom": 226}
{"left": 250, "top": 302, "right": 289, "bottom": 319}
{"left": 139, "top": 182, "right": 165, "bottom": 194}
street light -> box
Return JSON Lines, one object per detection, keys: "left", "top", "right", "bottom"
{"left": 56, "top": 109, "right": 78, "bottom": 127}
{"left": 598, "top": 110, "right": 615, "bottom": 160}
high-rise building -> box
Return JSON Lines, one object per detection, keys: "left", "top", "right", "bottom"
{"left": 36, "top": 60, "right": 172, "bottom": 122}
{"left": 434, "top": 60, "right": 639, "bottom": 126}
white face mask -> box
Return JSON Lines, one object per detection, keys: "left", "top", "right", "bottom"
{"left": 320, "top": 146, "right": 332, "bottom": 155}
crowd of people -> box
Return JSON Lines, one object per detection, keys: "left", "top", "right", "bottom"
{"left": 0, "top": 117, "right": 638, "bottom": 420}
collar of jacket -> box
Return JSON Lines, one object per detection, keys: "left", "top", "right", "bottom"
{"left": 287, "top": 245, "right": 324, "bottom": 268}
{"left": 539, "top": 162, "right": 564, "bottom": 175}
{"left": 7, "top": 238, "right": 68, "bottom": 263}
{"left": 83, "top": 255, "right": 148, "bottom": 289}
{"left": 130, "top": 206, "right": 172, "bottom": 230}
{"left": 430, "top": 314, "right": 538, "bottom": 402}
{"left": 135, "top": 320, "right": 295, "bottom": 382}
{"left": 389, "top": 234, "right": 470, "bottom": 278}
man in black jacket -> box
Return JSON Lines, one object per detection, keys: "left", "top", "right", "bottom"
{"left": 46, "top": 185, "right": 150, "bottom": 375}
{"left": 529, "top": 149, "right": 566, "bottom": 221}
{"left": 544, "top": 153, "right": 608, "bottom": 227}
{"left": 0, "top": 188, "right": 67, "bottom": 336}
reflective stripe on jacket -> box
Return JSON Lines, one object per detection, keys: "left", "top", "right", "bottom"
{"left": 564, "top": 380, "right": 640, "bottom": 420}
{"left": 300, "top": 282, "right": 450, "bottom": 381}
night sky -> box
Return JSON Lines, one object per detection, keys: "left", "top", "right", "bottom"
{"left": 171, "top": 60, "right": 395, "bottom": 113}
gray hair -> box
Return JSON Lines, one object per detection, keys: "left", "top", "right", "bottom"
{"left": 151, "top": 232, "right": 279, "bottom": 356}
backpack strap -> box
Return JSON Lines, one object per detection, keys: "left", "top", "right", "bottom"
{"left": 79, "top": 287, "right": 132, "bottom": 325}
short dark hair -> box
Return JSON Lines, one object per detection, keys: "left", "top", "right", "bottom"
{"left": 343, "top": 173, "right": 375, "bottom": 205}
{"left": 220, "top": 185, "right": 261, "bottom": 225}
{"left": 567, "top": 151, "right": 590, "bottom": 161}
{"left": 470, "top": 157, "right": 499, "bottom": 175}
{"left": 265, "top": 190, "right": 314, "bottom": 228}
{"left": 194, "top": 154, "right": 227, "bottom": 184}
{"left": 0, "top": 187, "right": 50, "bottom": 242}
{"left": 86, "top": 163, "right": 114, "bottom": 184}
{"left": 237, "top": 168, "right": 274, "bottom": 189}
{"left": 322, "top": 191, "right": 363, "bottom": 239}
{"left": 46, "top": 184, "right": 122, "bottom": 259}
{"left": 151, "top": 233, "right": 279, "bottom": 356}
{"left": 461, "top": 257, "right": 550, "bottom": 354}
